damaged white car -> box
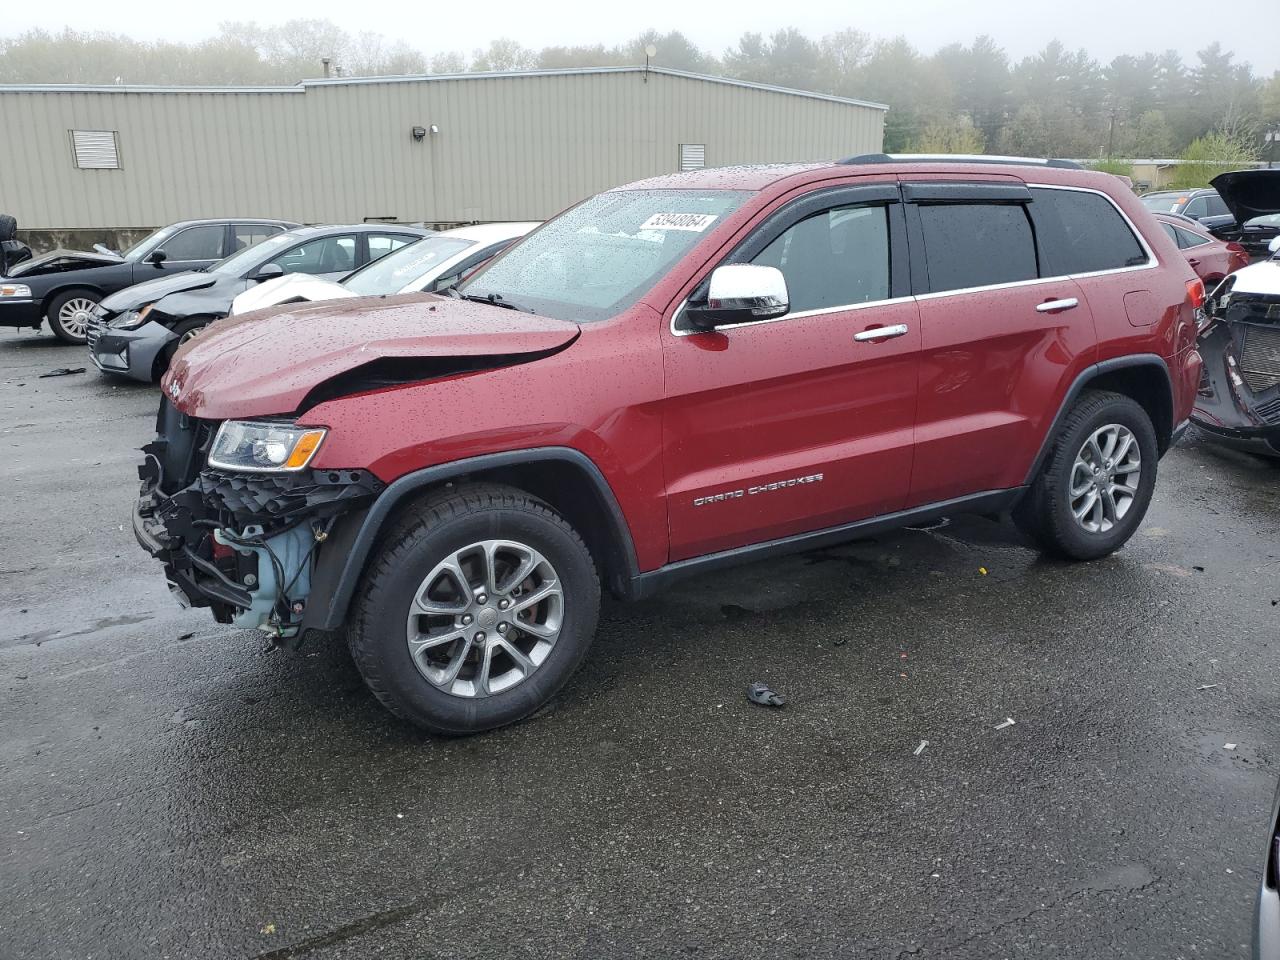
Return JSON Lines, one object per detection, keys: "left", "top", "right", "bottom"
{"left": 1193, "top": 169, "right": 1280, "bottom": 456}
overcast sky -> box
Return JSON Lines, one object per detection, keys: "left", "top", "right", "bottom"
{"left": 10, "top": 0, "right": 1280, "bottom": 74}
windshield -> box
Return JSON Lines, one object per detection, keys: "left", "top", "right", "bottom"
{"left": 460, "top": 189, "right": 753, "bottom": 321}
{"left": 1140, "top": 194, "right": 1185, "bottom": 213}
{"left": 208, "top": 231, "right": 299, "bottom": 277}
{"left": 121, "top": 226, "right": 175, "bottom": 261}
{"left": 343, "top": 235, "right": 473, "bottom": 295}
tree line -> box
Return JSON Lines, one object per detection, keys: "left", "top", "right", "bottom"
{"left": 3, "top": 22, "right": 1278, "bottom": 166}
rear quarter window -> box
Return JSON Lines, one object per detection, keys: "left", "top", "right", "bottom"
{"left": 1030, "top": 188, "right": 1148, "bottom": 276}
{"left": 917, "top": 203, "right": 1037, "bottom": 294}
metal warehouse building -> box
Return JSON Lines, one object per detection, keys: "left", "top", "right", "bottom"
{"left": 0, "top": 67, "right": 886, "bottom": 242}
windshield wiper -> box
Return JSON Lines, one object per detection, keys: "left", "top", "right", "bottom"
{"left": 443, "top": 288, "right": 535, "bottom": 313}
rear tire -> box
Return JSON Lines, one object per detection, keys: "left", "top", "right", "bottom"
{"left": 1014, "top": 390, "right": 1158, "bottom": 560}
{"left": 347, "top": 483, "right": 600, "bottom": 735}
{"left": 46, "top": 288, "right": 100, "bottom": 344}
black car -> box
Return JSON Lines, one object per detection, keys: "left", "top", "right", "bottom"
{"left": 87, "top": 223, "right": 431, "bottom": 382}
{"left": 1139, "top": 187, "right": 1236, "bottom": 235}
{"left": 1209, "top": 170, "right": 1280, "bottom": 260}
{"left": 0, "top": 218, "right": 297, "bottom": 343}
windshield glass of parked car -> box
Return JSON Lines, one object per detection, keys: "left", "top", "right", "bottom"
{"left": 460, "top": 189, "right": 752, "bottom": 321}
{"left": 1139, "top": 194, "right": 1185, "bottom": 213}
{"left": 120, "top": 226, "right": 176, "bottom": 262}
{"left": 343, "top": 235, "right": 473, "bottom": 295}
{"left": 208, "top": 231, "right": 298, "bottom": 277}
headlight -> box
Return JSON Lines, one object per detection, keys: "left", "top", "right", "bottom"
{"left": 113, "top": 303, "right": 155, "bottom": 329}
{"left": 0, "top": 284, "right": 32, "bottom": 298}
{"left": 208, "top": 420, "right": 327, "bottom": 473}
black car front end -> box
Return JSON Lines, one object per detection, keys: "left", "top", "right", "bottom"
{"left": 134, "top": 399, "right": 383, "bottom": 637}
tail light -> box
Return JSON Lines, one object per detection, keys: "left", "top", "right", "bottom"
{"left": 1186, "top": 278, "right": 1205, "bottom": 310}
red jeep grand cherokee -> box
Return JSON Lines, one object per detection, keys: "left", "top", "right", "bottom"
{"left": 136, "top": 155, "right": 1204, "bottom": 734}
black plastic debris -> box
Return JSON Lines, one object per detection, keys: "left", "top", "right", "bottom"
{"left": 747, "top": 681, "right": 786, "bottom": 708}
{"left": 39, "top": 367, "right": 85, "bottom": 378}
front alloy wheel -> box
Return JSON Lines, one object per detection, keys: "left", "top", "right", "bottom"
{"left": 348, "top": 483, "right": 600, "bottom": 735}
{"left": 406, "top": 539, "right": 563, "bottom": 698}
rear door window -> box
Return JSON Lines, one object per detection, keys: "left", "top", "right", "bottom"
{"left": 1029, "top": 188, "right": 1148, "bottom": 276}
{"left": 915, "top": 203, "right": 1037, "bottom": 294}
{"left": 1175, "top": 227, "right": 1211, "bottom": 248}
{"left": 1160, "top": 222, "right": 1185, "bottom": 248}
{"left": 751, "top": 204, "right": 891, "bottom": 312}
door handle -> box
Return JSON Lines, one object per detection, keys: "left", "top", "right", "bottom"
{"left": 853, "top": 323, "right": 909, "bottom": 342}
{"left": 1036, "top": 297, "right": 1079, "bottom": 314}
{"left": 1187, "top": 258, "right": 1200, "bottom": 267}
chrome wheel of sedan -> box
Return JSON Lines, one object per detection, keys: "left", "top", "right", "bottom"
{"left": 405, "top": 539, "right": 563, "bottom": 698}
{"left": 1069, "top": 423, "right": 1141, "bottom": 534}
{"left": 56, "top": 297, "right": 97, "bottom": 339}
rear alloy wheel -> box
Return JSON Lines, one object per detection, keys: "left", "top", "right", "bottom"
{"left": 1014, "top": 390, "right": 1158, "bottom": 560}
{"left": 348, "top": 484, "right": 599, "bottom": 735}
{"left": 47, "top": 289, "right": 101, "bottom": 344}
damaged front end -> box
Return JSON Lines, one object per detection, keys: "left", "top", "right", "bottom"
{"left": 133, "top": 399, "right": 383, "bottom": 638}
{"left": 1193, "top": 264, "right": 1280, "bottom": 456}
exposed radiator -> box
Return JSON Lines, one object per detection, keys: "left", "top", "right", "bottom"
{"left": 1239, "top": 324, "right": 1280, "bottom": 394}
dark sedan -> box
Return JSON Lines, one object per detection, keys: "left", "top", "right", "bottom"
{"left": 0, "top": 219, "right": 296, "bottom": 343}
{"left": 87, "top": 223, "right": 431, "bottom": 382}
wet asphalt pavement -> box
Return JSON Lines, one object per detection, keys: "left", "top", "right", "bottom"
{"left": 2, "top": 328, "right": 1279, "bottom": 960}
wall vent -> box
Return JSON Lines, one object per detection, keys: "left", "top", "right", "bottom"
{"left": 70, "top": 130, "right": 121, "bottom": 169}
{"left": 678, "top": 143, "right": 705, "bottom": 172}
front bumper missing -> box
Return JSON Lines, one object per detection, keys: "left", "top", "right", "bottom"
{"left": 134, "top": 457, "right": 384, "bottom": 632}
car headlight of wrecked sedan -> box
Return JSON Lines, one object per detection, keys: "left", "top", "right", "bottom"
{"left": 111, "top": 303, "right": 155, "bottom": 329}
{"left": 0, "top": 283, "right": 32, "bottom": 298}
{"left": 208, "top": 420, "right": 327, "bottom": 472}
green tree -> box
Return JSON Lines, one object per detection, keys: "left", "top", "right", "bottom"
{"left": 470, "top": 38, "right": 536, "bottom": 72}
{"left": 1169, "top": 132, "right": 1259, "bottom": 189}
{"left": 912, "top": 115, "right": 985, "bottom": 153}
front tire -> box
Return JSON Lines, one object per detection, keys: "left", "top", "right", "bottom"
{"left": 348, "top": 484, "right": 600, "bottom": 735}
{"left": 46, "top": 288, "right": 101, "bottom": 344}
{"left": 155, "top": 317, "right": 213, "bottom": 379}
{"left": 1014, "top": 390, "right": 1158, "bottom": 560}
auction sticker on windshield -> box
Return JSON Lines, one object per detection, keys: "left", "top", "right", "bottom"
{"left": 640, "top": 213, "right": 719, "bottom": 232}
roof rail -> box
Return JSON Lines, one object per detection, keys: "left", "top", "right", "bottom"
{"left": 839, "top": 153, "right": 1082, "bottom": 170}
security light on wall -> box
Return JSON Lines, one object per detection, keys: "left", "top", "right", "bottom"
{"left": 412, "top": 124, "right": 439, "bottom": 141}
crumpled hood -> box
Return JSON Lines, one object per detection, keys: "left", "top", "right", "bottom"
{"left": 8, "top": 248, "right": 122, "bottom": 277}
{"left": 101, "top": 270, "right": 217, "bottom": 311}
{"left": 1210, "top": 170, "right": 1280, "bottom": 225}
{"left": 230, "top": 273, "right": 352, "bottom": 315}
{"left": 164, "top": 293, "right": 581, "bottom": 420}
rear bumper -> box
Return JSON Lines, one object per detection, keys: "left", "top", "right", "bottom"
{"left": 0, "top": 298, "right": 42, "bottom": 328}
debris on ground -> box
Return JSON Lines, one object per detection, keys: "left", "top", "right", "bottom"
{"left": 914, "top": 740, "right": 929, "bottom": 756}
{"left": 259, "top": 923, "right": 276, "bottom": 935}
{"left": 747, "top": 681, "right": 786, "bottom": 708}
{"left": 833, "top": 637, "right": 848, "bottom": 646}
{"left": 1193, "top": 566, "right": 1205, "bottom": 573}
{"left": 979, "top": 566, "right": 989, "bottom": 575}
{"left": 994, "top": 717, "right": 1016, "bottom": 730}
{"left": 1197, "top": 683, "right": 1220, "bottom": 691}
{"left": 38, "top": 367, "right": 85, "bottom": 378}
{"left": 1224, "top": 743, "right": 1238, "bottom": 751}
{"left": 177, "top": 633, "right": 194, "bottom": 641}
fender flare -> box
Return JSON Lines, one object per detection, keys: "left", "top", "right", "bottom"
{"left": 1023, "top": 353, "right": 1174, "bottom": 485}
{"left": 303, "top": 447, "right": 640, "bottom": 633}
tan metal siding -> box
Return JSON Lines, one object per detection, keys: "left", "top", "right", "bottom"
{"left": 0, "top": 72, "right": 883, "bottom": 231}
